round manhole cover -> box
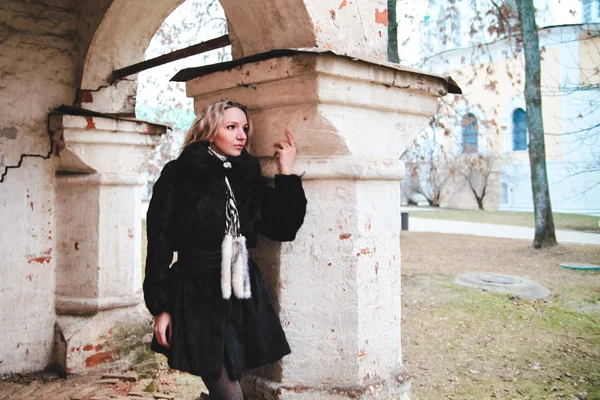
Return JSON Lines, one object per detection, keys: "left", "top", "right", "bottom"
{"left": 476, "top": 274, "right": 520, "bottom": 284}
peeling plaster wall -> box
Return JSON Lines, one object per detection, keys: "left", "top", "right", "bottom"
{"left": 277, "top": 179, "right": 361, "bottom": 385}
{"left": 227, "top": 0, "right": 390, "bottom": 60}
{"left": 0, "top": 158, "right": 57, "bottom": 374}
{"left": 355, "top": 181, "right": 402, "bottom": 383}
{"left": 0, "top": 0, "right": 77, "bottom": 374}
{"left": 307, "top": 0, "right": 389, "bottom": 60}
{"left": 223, "top": 0, "right": 315, "bottom": 59}
{"left": 74, "top": 0, "right": 113, "bottom": 87}
{"left": 0, "top": 0, "right": 76, "bottom": 162}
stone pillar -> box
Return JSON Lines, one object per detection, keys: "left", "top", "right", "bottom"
{"left": 182, "top": 50, "right": 457, "bottom": 399}
{"left": 48, "top": 112, "right": 165, "bottom": 374}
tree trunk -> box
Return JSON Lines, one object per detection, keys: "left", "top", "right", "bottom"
{"left": 387, "top": 0, "right": 399, "bottom": 63}
{"left": 516, "top": 0, "right": 557, "bottom": 248}
{"left": 476, "top": 196, "right": 484, "bottom": 210}
{"left": 478, "top": 185, "right": 487, "bottom": 210}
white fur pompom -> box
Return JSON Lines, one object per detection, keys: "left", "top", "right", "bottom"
{"left": 232, "top": 235, "right": 251, "bottom": 299}
{"left": 221, "top": 234, "right": 233, "bottom": 299}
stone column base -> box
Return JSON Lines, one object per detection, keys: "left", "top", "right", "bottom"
{"left": 53, "top": 304, "right": 153, "bottom": 375}
{"left": 241, "top": 370, "right": 411, "bottom": 400}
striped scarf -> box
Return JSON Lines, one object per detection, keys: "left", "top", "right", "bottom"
{"left": 208, "top": 146, "right": 251, "bottom": 299}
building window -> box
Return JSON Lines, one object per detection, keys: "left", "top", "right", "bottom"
{"left": 583, "top": 0, "right": 600, "bottom": 22}
{"left": 462, "top": 113, "right": 479, "bottom": 153}
{"left": 501, "top": 183, "right": 509, "bottom": 204}
{"left": 512, "top": 108, "right": 528, "bottom": 151}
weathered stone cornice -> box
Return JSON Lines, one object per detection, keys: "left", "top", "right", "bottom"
{"left": 49, "top": 113, "right": 164, "bottom": 173}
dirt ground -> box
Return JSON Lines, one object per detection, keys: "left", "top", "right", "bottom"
{"left": 401, "top": 232, "right": 600, "bottom": 400}
{"left": 4, "top": 231, "right": 598, "bottom": 399}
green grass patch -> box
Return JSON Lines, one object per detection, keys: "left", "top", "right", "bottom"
{"left": 407, "top": 208, "right": 600, "bottom": 233}
{"left": 423, "top": 285, "right": 600, "bottom": 399}
{"left": 402, "top": 233, "right": 600, "bottom": 399}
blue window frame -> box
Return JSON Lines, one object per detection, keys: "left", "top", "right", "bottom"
{"left": 512, "top": 108, "right": 527, "bottom": 151}
{"left": 462, "top": 113, "right": 478, "bottom": 153}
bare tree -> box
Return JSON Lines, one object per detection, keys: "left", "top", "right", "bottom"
{"left": 402, "top": 129, "right": 454, "bottom": 206}
{"left": 516, "top": 0, "right": 557, "bottom": 248}
{"left": 137, "top": 0, "right": 229, "bottom": 129}
{"left": 454, "top": 152, "right": 498, "bottom": 210}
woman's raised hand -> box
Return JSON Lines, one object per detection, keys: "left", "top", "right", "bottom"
{"left": 273, "top": 129, "right": 296, "bottom": 175}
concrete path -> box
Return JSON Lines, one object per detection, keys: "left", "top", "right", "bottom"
{"left": 408, "top": 217, "right": 600, "bottom": 245}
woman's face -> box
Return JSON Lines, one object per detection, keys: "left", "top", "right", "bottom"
{"left": 211, "top": 107, "right": 249, "bottom": 157}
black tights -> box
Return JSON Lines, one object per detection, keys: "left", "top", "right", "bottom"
{"left": 201, "top": 365, "right": 243, "bottom": 400}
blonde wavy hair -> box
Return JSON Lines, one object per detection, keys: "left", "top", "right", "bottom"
{"left": 182, "top": 100, "right": 253, "bottom": 150}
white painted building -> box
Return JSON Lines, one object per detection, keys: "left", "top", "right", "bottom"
{"left": 415, "top": 0, "right": 600, "bottom": 215}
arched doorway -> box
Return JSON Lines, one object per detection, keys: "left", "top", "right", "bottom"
{"left": 80, "top": 0, "right": 315, "bottom": 94}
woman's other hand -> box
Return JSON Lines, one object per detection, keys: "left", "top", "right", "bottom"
{"left": 154, "top": 311, "right": 173, "bottom": 348}
{"left": 273, "top": 129, "right": 297, "bottom": 175}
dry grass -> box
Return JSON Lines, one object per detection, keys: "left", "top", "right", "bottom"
{"left": 401, "top": 232, "right": 600, "bottom": 400}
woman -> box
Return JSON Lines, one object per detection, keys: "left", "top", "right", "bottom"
{"left": 143, "top": 100, "right": 307, "bottom": 400}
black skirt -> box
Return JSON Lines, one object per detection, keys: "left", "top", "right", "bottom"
{"left": 150, "top": 252, "right": 290, "bottom": 381}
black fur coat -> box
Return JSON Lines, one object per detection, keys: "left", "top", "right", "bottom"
{"left": 143, "top": 141, "right": 307, "bottom": 380}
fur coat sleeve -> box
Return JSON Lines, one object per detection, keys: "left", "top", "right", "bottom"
{"left": 255, "top": 173, "right": 307, "bottom": 242}
{"left": 143, "top": 161, "right": 177, "bottom": 316}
